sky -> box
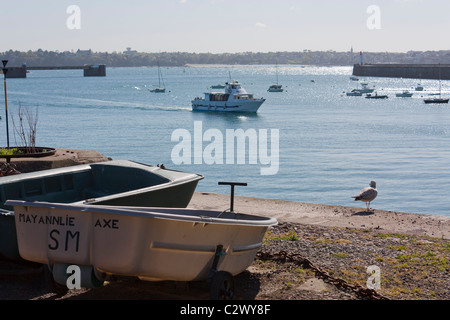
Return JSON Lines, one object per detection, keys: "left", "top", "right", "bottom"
{"left": 1, "top": 0, "right": 449, "bottom": 53}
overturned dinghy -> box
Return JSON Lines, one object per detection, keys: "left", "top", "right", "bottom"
{"left": 7, "top": 200, "right": 277, "bottom": 297}
{"left": 0, "top": 160, "right": 203, "bottom": 261}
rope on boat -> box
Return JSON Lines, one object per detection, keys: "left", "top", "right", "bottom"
{"left": 256, "top": 250, "right": 390, "bottom": 300}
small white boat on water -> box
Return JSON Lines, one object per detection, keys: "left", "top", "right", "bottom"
{"left": 415, "top": 84, "right": 424, "bottom": 91}
{"left": 365, "top": 92, "right": 388, "bottom": 99}
{"left": 346, "top": 89, "right": 363, "bottom": 96}
{"left": 267, "top": 63, "right": 284, "bottom": 92}
{"left": 358, "top": 83, "right": 375, "bottom": 94}
{"left": 149, "top": 62, "right": 166, "bottom": 93}
{"left": 345, "top": 82, "right": 374, "bottom": 96}
{"left": 267, "top": 84, "right": 283, "bottom": 92}
{"left": 192, "top": 80, "right": 265, "bottom": 113}
{"left": 396, "top": 90, "right": 413, "bottom": 97}
{"left": 423, "top": 67, "right": 449, "bottom": 104}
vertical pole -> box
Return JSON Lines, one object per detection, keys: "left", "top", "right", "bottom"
{"left": 230, "top": 184, "right": 235, "bottom": 213}
{"left": 3, "top": 77, "right": 9, "bottom": 148}
{"left": 2, "top": 60, "right": 9, "bottom": 149}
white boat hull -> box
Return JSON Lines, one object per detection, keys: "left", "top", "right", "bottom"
{"left": 192, "top": 79, "right": 265, "bottom": 113}
{"left": 9, "top": 200, "right": 277, "bottom": 283}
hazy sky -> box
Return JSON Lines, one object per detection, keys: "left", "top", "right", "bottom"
{"left": 2, "top": 0, "right": 449, "bottom": 53}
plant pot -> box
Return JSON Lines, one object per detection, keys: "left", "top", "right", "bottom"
{"left": 0, "top": 147, "right": 56, "bottom": 161}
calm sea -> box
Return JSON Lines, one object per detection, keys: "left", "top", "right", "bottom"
{"left": 2, "top": 65, "right": 450, "bottom": 217}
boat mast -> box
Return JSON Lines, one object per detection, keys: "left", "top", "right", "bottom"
{"left": 439, "top": 63, "right": 441, "bottom": 98}
{"left": 275, "top": 62, "right": 279, "bottom": 85}
{"left": 156, "top": 61, "right": 165, "bottom": 89}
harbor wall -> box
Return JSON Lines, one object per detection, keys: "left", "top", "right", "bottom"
{"left": 352, "top": 64, "right": 450, "bottom": 80}
{"left": 2, "top": 64, "right": 106, "bottom": 78}
{"left": 84, "top": 64, "right": 106, "bottom": 77}
{"left": 3, "top": 66, "right": 27, "bottom": 78}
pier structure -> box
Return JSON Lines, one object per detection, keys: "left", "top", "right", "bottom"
{"left": 2, "top": 64, "right": 106, "bottom": 78}
{"left": 352, "top": 64, "right": 450, "bottom": 80}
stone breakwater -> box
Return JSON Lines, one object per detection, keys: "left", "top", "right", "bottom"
{"left": 352, "top": 63, "right": 450, "bottom": 80}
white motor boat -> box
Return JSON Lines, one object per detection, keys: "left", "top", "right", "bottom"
{"left": 267, "top": 84, "right": 283, "bottom": 92}
{"left": 346, "top": 89, "right": 363, "bottom": 96}
{"left": 7, "top": 193, "right": 277, "bottom": 297}
{"left": 346, "top": 82, "right": 374, "bottom": 96}
{"left": 396, "top": 90, "right": 413, "bottom": 97}
{"left": 357, "top": 83, "right": 375, "bottom": 94}
{"left": 192, "top": 80, "right": 265, "bottom": 113}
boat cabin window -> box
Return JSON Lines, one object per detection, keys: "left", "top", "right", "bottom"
{"left": 234, "top": 94, "right": 253, "bottom": 100}
{"left": 208, "top": 93, "right": 230, "bottom": 101}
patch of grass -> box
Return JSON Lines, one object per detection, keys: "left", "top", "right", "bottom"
{"left": 375, "top": 233, "right": 409, "bottom": 240}
{"left": 387, "top": 245, "right": 408, "bottom": 251}
{"left": 331, "top": 252, "right": 349, "bottom": 259}
{"left": 264, "top": 230, "right": 300, "bottom": 242}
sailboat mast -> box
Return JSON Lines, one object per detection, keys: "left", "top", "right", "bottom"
{"left": 158, "top": 62, "right": 161, "bottom": 88}
{"left": 439, "top": 63, "right": 441, "bottom": 98}
{"left": 276, "top": 62, "right": 279, "bottom": 85}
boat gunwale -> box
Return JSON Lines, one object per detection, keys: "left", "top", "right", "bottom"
{"left": 6, "top": 200, "right": 278, "bottom": 227}
{"left": 0, "top": 160, "right": 203, "bottom": 206}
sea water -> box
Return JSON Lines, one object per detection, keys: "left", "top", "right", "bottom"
{"left": 1, "top": 65, "right": 450, "bottom": 217}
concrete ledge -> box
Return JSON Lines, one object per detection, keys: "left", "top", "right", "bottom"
{"left": 0, "top": 148, "right": 111, "bottom": 173}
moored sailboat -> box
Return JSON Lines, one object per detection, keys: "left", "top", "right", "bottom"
{"left": 424, "top": 64, "right": 448, "bottom": 104}
{"left": 267, "top": 63, "right": 284, "bottom": 92}
{"left": 149, "top": 62, "right": 166, "bottom": 93}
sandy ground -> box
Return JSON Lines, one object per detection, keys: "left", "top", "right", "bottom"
{"left": 188, "top": 192, "right": 450, "bottom": 240}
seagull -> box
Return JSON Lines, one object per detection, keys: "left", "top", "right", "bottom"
{"left": 352, "top": 180, "right": 378, "bottom": 211}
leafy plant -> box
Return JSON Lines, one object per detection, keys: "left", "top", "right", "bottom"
{"left": 0, "top": 147, "right": 23, "bottom": 155}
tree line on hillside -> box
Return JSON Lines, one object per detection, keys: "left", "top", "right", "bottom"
{"left": 1, "top": 49, "right": 450, "bottom": 68}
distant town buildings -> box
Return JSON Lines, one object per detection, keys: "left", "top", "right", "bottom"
{"left": 1, "top": 48, "right": 449, "bottom": 67}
